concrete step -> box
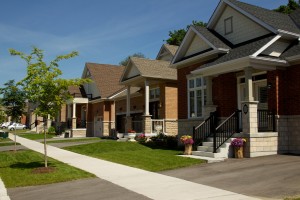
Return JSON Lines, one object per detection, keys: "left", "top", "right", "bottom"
{"left": 192, "top": 151, "right": 227, "bottom": 158}
{"left": 117, "top": 138, "right": 129, "bottom": 142}
{"left": 202, "top": 141, "right": 213, "bottom": 147}
{"left": 206, "top": 137, "right": 233, "bottom": 143}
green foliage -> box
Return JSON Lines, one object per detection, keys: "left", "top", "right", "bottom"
{"left": 119, "top": 52, "right": 146, "bottom": 66}
{"left": 0, "top": 110, "right": 7, "bottom": 123}
{"left": 274, "top": 0, "right": 300, "bottom": 14}
{"left": 166, "top": 20, "right": 207, "bottom": 46}
{"left": 0, "top": 150, "right": 94, "bottom": 188}
{"left": 65, "top": 141, "right": 204, "bottom": 172}
{"left": 0, "top": 80, "right": 26, "bottom": 122}
{"left": 47, "top": 126, "right": 56, "bottom": 134}
{"left": 10, "top": 47, "right": 91, "bottom": 119}
{"left": 148, "top": 133, "right": 178, "bottom": 149}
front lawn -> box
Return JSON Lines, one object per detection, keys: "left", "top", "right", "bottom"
{"left": 45, "top": 137, "right": 101, "bottom": 144}
{"left": 0, "top": 150, "right": 95, "bottom": 188}
{"left": 64, "top": 141, "right": 205, "bottom": 172}
{"left": 18, "top": 133, "right": 55, "bottom": 140}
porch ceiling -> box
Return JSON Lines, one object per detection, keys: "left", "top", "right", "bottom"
{"left": 191, "top": 56, "right": 289, "bottom": 77}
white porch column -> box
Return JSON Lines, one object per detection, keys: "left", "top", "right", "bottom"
{"left": 72, "top": 103, "right": 77, "bottom": 130}
{"left": 244, "top": 67, "right": 254, "bottom": 101}
{"left": 126, "top": 86, "right": 131, "bottom": 117}
{"left": 204, "top": 76, "right": 217, "bottom": 118}
{"left": 125, "top": 86, "right": 132, "bottom": 132}
{"left": 145, "top": 80, "right": 150, "bottom": 116}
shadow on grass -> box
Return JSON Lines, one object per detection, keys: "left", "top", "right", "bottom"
{"left": 10, "top": 162, "right": 53, "bottom": 169}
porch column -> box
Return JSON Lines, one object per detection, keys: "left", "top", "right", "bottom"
{"left": 204, "top": 76, "right": 217, "bottom": 118}
{"left": 125, "top": 86, "right": 132, "bottom": 132}
{"left": 72, "top": 103, "right": 77, "bottom": 129}
{"left": 242, "top": 67, "right": 258, "bottom": 134}
{"left": 143, "top": 79, "right": 152, "bottom": 133}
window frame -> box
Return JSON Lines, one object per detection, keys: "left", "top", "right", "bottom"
{"left": 187, "top": 77, "right": 207, "bottom": 118}
{"left": 224, "top": 16, "right": 233, "bottom": 35}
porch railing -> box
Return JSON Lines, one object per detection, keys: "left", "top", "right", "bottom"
{"left": 213, "top": 110, "right": 241, "bottom": 153}
{"left": 193, "top": 111, "right": 217, "bottom": 146}
{"left": 132, "top": 120, "right": 143, "bottom": 133}
{"left": 258, "top": 110, "right": 276, "bottom": 132}
{"left": 152, "top": 119, "right": 164, "bottom": 134}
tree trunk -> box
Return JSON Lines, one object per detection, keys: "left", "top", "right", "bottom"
{"left": 44, "top": 123, "right": 48, "bottom": 167}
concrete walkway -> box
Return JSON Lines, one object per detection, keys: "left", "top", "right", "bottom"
{"left": 7, "top": 135, "right": 259, "bottom": 200}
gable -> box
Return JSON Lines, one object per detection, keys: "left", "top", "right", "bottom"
{"left": 260, "top": 39, "right": 291, "bottom": 57}
{"left": 121, "top": 63, "right": 141, "bottom": 82}
{"left": 212, "top": 5, "right": 270, "bottom": 45}
{"left": 184, "top": 34, "right": 211, "bottom": 57}
{"left": 157, "top": 47, "right": 173, "bottom": 61}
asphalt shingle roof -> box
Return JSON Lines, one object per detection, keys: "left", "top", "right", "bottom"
{"left": 200, "top": 35, "right": 277, "bottom": 68}
{"left": 130, "top": 57, "right": 177, "bottom": 80}
{"left": 281, "top": 40, "right": 300, "bottom": 58}
{"left": 193, "top": 25, "right": 231, "bottom": 49}
{"left": 163, "top": 44, "right": 178, "bottom": 56}
{"left": 228, "top": 0, "right": 300, "bottom": 34}
{"left": 86, "top": 63, "right": 125, "bottom": 98}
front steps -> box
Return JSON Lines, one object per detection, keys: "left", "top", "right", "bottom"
{"left": 192, "top": 137, "right": 234, "bottom": 159}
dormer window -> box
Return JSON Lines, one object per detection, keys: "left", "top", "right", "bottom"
{"left": 224, "top": 16, "right": 233, "bottom": 35}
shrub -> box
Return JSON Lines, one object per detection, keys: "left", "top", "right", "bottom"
{"left": 47, "top": 126, "right": 56, "bottom": 134}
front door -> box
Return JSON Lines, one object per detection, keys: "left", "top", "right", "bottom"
{"left": 94, "top": 116, "right": 103, "bottom": 137}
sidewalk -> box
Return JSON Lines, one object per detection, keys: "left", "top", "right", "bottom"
{"left": 7, "top": 135, "right": 259, "bottom": 200}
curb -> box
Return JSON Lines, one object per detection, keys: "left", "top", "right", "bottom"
{"left": 0, "top": 178, "right": 11, "bottom": 200}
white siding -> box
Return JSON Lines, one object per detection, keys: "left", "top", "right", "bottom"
{"left": 83, "top": 81, "right": 100, "bottom": 98}
{"left": 213, "top": 5, "right": 270, "bottom": 45}
{"left": 185, "top": 35, "right": 211, "bottom": 57}
{"left": 261, "top": 40, "right": 290, "bottom": 57}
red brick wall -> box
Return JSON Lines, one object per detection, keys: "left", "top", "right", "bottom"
{"left": 284, "top": 64, "right": 300, "bottom": 115}
{"left": 177, "top": 63, "right": 201, "bottom": 119}
{"left": 212, "top": 73, "right": 237, "bottom": 117}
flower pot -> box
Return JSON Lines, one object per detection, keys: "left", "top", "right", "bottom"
{"left": 128, "top": 133, "right": 136, "bottom": 142}
{"left": 184, "top": 144, "right": 192, "bottom": 155}
{"left": 234, "top": 146, "right": 243, "bottom": 158}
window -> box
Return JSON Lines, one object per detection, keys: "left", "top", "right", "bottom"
{"left": 150, "top": 88, "right": 160, "bottom": 101}
{"left": 224, "top": 16, "right": 233, "bottom": 35}
{"left": 188, "top": 77, "right": 207, "bottom": 118}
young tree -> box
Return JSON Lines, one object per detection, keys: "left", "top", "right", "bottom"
{"left": 0, "top": 80, "right": 26, "bottom": 151}
{"left": 119, "top": 52, "right": 146, "bottom": 66}
{"left": 0, "top": 80, "right": 26, "bottom": 122}
{"left": 165, "top": 20, "right": 207, "bottom": 46}
{"left": 10, "top": 47, "right": 90, "bottom": 167}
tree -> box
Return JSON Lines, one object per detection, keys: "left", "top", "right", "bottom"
{"left": 119, "top": 52, "right": 146, "bottom": 66}
{"left": 274, "top": 0, "right": 300, "bottom": 14}
{"left": 0, "top": 80, "right": 26, "bottom": 152}
{"left": 165, "top": 20, "right": 207, "bottom": 46}
{"left": 10, "top": 47, "right": 91, "bottom": 167}
{"left": 0, "top": 80, "right": 26, "bottom": 122}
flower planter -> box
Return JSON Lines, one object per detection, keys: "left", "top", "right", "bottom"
{"left": 128, "top": 133, "right": 136, "bottom": 142}
{"left": 184, "top": 144, "right": 192, "bottom": 155}
{"left": 234, "top": 146, "right": 243, "bottom": 158}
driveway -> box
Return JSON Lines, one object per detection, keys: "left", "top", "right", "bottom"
{"left": 160, "top": 154, "right": 300, "bottom": 199}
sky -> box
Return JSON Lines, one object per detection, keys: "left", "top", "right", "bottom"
{"left": 0, "top": 0, "right": 288, "bottom": 87}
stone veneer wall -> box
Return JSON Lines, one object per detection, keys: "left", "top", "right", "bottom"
{"left": 103, "top": 121, "right": 115, "bottom": 137}
{"left": 278, "top": 115, "right": 300, "bottom": 154}
{"left": 72, "top": 129, "right": 87, "bottom": 137}
{"left": 164, "top": 119, "right": 178, "bottom": 136}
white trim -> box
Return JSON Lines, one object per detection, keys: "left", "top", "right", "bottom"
{"left": 251, "top": 35, "right": 282, "bottom": 57}
{"left": 108, "top": 88, "right": 127, "bottom": 100}
{"left": 278, "top": 29, "right": 300, "bottom": 38}
{"left": 286, "top": 54, "right": 300, "bottom": 63}
{"left": 190, "top": 26, "right": 217, "bottom": 50}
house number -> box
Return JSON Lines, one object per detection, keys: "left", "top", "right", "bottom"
{"left": 243, "top": 104, "right": 248, "bottom": 114}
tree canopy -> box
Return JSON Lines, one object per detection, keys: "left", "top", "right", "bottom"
{"left": 119, "top": 52, "right": 146, "bottom": 66}
{"left": 165, "top": 20, "right": 207, "bottom": 46}
{"left": 274, "top": 0, "right": 300, "bottom": 14}
{"left": 0, "top": 80, "right": 26, "bottom": 122}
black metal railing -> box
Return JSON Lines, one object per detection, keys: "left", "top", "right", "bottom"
{"left": 258, "top": 110, "right": 276, "bottom": 132}
{"left": 213, "top": 110, "right": 241, "bottom": 153}
{"left": 193, "top": 111, "right": 217, "bottom": 146}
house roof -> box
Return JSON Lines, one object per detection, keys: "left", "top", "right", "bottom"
{"left": 68, "top": 85, "right": 86, "bottom": 98}
{"left": 129, "top": 57, "right": 177, "bottom": 80}
{"left": 201, "top": 34, "right": 277, "bottom": 69}
{"left": 281, "top": 40, "right": 300, "bottom": 58}
{"left": 163, "top": 44, "right": 178, "bottom": 56}
{"left": 290, "top": 8, "right": 300, "bottom": 29}
{"left": 85, "top": 63, "right": 125, "bottom": 98}
{"left": 227, "top": 0, "right": 300, "bottom": 34}
{"left": 192, "top": 25, "right": 231, "bottom": 49}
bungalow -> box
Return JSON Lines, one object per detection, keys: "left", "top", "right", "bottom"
{"left": 171, "top": 0, "right": 300, "bottom": 157}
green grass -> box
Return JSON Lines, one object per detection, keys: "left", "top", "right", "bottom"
{"left": 0, "top": 150, "right": 95, "bottom": 188}
{"left": 0, "top": 138, "right": 11, "bottom": 142}
{"left": 18, "top": 133, "right": 55, "bottom": 140}
{"left": 45, "top": 138, "right": 101, "bottom": 144}
{"left": 285, "top": 197, "right": 300, "bottom": 200}
{"left": 0, "top": 142, "right": 21, "bottom": 147}
{"left": 65, "top": 141, "right": 205, "bottom": 172}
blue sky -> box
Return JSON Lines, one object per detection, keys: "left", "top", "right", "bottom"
{"left": 0, "top": 0, "right": 288, "bottom": 87}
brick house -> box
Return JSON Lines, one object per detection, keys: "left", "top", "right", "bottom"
{"left": 171, "top": 0, "right": 300, "bottom": 157}
{"left": 119, "top": 44, "right": 178, "bottom": 135}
